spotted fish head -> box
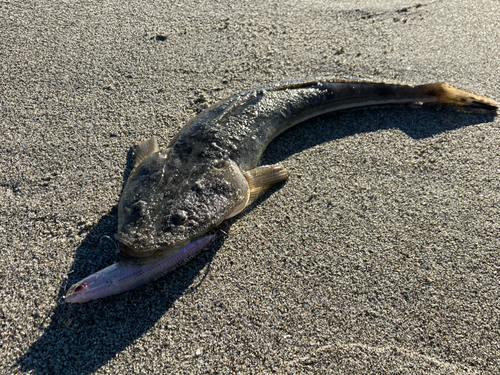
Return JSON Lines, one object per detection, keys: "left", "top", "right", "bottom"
{"left": 115, "top": 143, "right": 249, "bottom": 265}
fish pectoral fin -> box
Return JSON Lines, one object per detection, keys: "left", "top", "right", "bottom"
{"left": 243, "top": 163, "right": 290, "bottom": 205}
{"left": 133, "top": 136, "right": 160, "bottom": 168}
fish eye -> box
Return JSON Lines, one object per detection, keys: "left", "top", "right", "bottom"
{"left": 171, "top": 211, "right": 188, "bottom": 225}
{"left": 213, "top": 160, "right": 229, "bottom": 170}
{"left": 74, "top": 283, "right": 87, "bottom": 293}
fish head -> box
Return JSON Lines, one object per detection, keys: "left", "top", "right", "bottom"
{"left": 64, "top": 272, "right": 103, "bottom": 303}
{"left": 115, "top": 151, "right": 249, "bottom": 264}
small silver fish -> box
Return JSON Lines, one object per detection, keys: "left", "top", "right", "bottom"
{"left": 65, "top": 77, "right": 497, "bottom": 302}
{"left": 65, "top": 235, "right": 215, "bottom": 302}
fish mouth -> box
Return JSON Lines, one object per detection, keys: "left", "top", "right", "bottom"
{"left": 114, "top": 234, "right": 191, "bottom": 265}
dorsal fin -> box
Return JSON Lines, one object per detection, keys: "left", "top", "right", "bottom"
{"left": 133, "top": 136, "right": 159, "bottom": 168}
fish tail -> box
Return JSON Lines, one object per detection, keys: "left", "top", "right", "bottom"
{"left": 415, "top": 82, "right": 498, "bottom": 110}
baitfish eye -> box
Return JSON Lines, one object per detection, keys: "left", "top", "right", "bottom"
{"left": 74, "top": 283, "right": 86, "bottom": 293}
{"left": 171, "top": 211, "right": 188, "bottom": 225}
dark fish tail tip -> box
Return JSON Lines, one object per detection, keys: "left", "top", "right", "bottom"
{"left": 417, "top": 82, "right": 497, "bottom": 111}
{"left": 470, "top": 99, "right": 498, "bottom": 111}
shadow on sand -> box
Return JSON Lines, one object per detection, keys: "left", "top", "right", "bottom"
{"left": 18, "top": 105, "right": 496, "bottom": 374}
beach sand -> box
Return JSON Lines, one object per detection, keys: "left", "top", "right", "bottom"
{"left": 1, "top": 0, "right": 499, "bottom": 373}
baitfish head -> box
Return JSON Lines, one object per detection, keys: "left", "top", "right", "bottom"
{"left": 114, "top": 139, "right": 249, "bottom": 265}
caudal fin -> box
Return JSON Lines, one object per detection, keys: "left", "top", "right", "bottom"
{"left": 416, "top": 83, "right": 498, "bottom": 111}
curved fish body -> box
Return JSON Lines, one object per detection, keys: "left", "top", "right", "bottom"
{"left": 65, "top": 77, "right": 497, "bottom": 302}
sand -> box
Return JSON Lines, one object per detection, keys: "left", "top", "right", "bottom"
{"left": 1, "top": 0, "right": 499, "bottom": 373}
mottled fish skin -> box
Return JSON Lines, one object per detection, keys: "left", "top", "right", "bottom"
{"left": 115, "top": 77, "right": 497, "bottom": 265}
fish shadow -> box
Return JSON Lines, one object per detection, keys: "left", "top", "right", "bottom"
{"left": 261, "top": 104, "right": 496, "bottom": 165}
{"left": 17, "top": 105, "right": 496, "bottom": 374}
{"left": 18, "top": 226, "right": 225, "bottom": 374}
{"left": 17, "top": 149, "right": 227, "bottom": 375}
